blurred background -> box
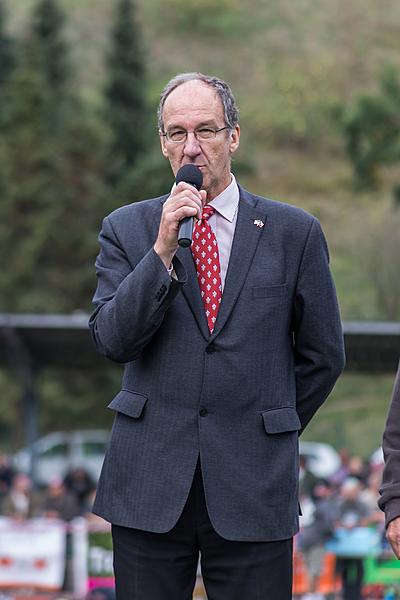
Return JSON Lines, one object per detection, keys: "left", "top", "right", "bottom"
{"left": 0, "top": 0, "right": 399, "bottom": 597}
{"left": 0, "top": 0, "right": 399, "bottom": 458}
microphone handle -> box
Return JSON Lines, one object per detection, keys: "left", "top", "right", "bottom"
{"left": 178, "top": 216, "right": 194, "bottom": 248}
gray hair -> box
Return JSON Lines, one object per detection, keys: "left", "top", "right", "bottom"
{"left": 157, "top": 72, "right": 239, "bottom": 132}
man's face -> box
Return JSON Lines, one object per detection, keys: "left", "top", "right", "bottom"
{"left": 160, "top": 80, "right": 240, "bottom": 201}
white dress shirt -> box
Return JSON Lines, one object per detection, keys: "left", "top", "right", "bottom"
{"left": 206, "top": 174, "right": 239, "bottom": 291}
{"left": 169, "top": 173, "right": 239, "bottom": 291}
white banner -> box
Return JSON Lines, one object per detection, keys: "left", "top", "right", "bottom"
{"left": 0, "top": 517, "right": 66, "bottom": 590}
{"left": 70, "top": 517, "right": 89, "bottom": 598}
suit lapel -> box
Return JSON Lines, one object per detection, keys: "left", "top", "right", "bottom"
{"left": 171, "top": 187, "right": 268, "bottom": 340}
{"left": 176, "top": 243, "right": 210, "bottom": 339}
{"left": 156, "top": 196, "right": 209, "bottom": 340}
{"left": 211, "top": 187, "right": 267, "bottom": 338}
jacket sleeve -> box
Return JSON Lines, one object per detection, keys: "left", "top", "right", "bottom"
{"left": 293, "top": 218, "right": 346, "bottom": 432}
{"left": 378, "top": 364, "right": 400, "bottom": 526}
{"left": 89, "top": 214, "right": 187, "bottom": 363}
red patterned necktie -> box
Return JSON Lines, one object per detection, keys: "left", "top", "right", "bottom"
{"left": 191, "top": 205, "right": 222, "bottom": 333}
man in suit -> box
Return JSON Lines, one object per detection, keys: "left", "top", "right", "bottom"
{"left": 379, "top": 364, "right": 400, "bottom": 557}
{"left": 89, "top": 72, "right": 345, "bottom": 599}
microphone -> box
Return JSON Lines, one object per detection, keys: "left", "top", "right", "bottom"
{"left": 176, "top": 165, "right": 203, "bottom": 248}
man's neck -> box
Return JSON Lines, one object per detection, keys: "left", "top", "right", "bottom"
{"left": 206, "top": 173, "right": 233, "bottom": 203}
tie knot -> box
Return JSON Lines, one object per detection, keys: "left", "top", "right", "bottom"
{"left": 201, "top": 205, "right": 215, "bottom": 220}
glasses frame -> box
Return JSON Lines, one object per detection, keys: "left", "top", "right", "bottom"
{"left": 161, "top": 126, "right": 231, "bottom": 143}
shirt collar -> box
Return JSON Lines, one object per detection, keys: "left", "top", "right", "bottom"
{"left": 208, "top": 173, "right": 239, "bottom": 223}
{"left": 170, "top": 172, "right": 239, "bottom": 223}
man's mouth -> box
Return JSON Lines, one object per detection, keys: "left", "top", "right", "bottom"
{"left": 183, "top": 162, "right": 206, "bottom": 169}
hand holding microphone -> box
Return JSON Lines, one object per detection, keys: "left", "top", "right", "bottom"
{"left": 176, "top": 165, "right": 203, "bottom": 247}
{"left": 153, "top": 165, "right": 205, "bottom": 268}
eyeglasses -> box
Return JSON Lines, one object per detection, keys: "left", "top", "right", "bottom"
{"left": 161, "top": 126, "right": 230, "bottom": 143}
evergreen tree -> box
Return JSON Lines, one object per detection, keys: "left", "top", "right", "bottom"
{"left": 0, "top": 3, "right": 109, "bottom": 313}
{"left": 104, "top": 0, "right": 148, "bottom": 183}
{"left": 342, "top": 67, "right": 400, "bottom": 193}
{"left": 31, "top": 0, "right": 69, "bottom": 98}
{"left": 0, "top": 0, "right": 17, "bottom": 201}
{"left": 0, "top": 1, "right": 16, "bottom": 93}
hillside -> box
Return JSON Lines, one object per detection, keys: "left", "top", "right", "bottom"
{"left": 1, "top": 0, "right": 399, "bottom": 454}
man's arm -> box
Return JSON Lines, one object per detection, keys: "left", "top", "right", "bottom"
{"left": 89, "top": 183, "right": 204, "bottom": 363}
{"left": 89, "top": 214, "right": 187, "bottom": 363}
{"left": 293, "top": 218, "right": 346, "bottom": 432}
{"left": 378, "top": 365, "right": 400, "bottom": 557}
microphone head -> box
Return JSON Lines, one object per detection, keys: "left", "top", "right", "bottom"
{"left": 175, "top": 164, "right": 203, "bottom": 191}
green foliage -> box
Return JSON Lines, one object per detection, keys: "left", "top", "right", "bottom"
{"left": 37, "top": 368, "right": 118, "bottom": 436}
{"left": 340, "top": 67, "right": 400, "bottom": 190}
{"left": 360, "top": 208, "right": 400, "bottom": 320}
{"left": 335, "top": 203, "right": 400, "bottom": 321}
{"left": 0, "top": 0, "right": 17, "bottom": 129}
{"left": 303, "top": 372, "right": 394, "bottom": 457}
{"left": 117, "top": 145, "right": 173, "bottom": 202}
{"left": 0, "top": 1, "right": 16, "bottom": 87}
{"left": 244, "top": 58, "right": 341, "bottom": 150}
{"left": 158, "top": 0, "right": 244, "bottom": 35}
{"left": 0, "top": 3, "right": 110, "bottom": 313}
{"left": 31, "top": 0, "right": 70, "bottom": 96}
{"left": 104, "top": 0, "right": 148, "bottom": 183}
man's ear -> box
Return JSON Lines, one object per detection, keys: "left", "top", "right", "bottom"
{"left": 160, "top": 133, "right": 169, "bottom": 158}
{"left": 229, "top": 125, "right": 240, "bottom": 155}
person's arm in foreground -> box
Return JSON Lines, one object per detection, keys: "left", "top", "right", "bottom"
{"left": 379, "top": 364, "right": 400, "bottom": 557}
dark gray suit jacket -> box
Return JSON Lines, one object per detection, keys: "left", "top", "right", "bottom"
{"left": 379, "top": 363, "right": 400, "bottom": 526}
{"left": 89, "top": 186, "right": 345, "bottom": 541}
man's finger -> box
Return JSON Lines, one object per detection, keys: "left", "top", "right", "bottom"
{"left": 389, "top": 539, "right": 400, "bottom": 559}
{"left": 387, "top": 519, "right": 400, "bottom": 559}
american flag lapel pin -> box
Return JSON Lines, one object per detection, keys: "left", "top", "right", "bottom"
{"left": 253, "top": 219, "right": 264, "bottom": 228}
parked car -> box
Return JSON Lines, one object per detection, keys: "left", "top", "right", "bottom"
{"left": 299, "top": 441, "right": 340, "bottom": 478}
{"left": 13, "top": 430, "right": 109, "bottom": 485}
{"left": 14, "top": 431, "right": 339, "bottom": 486}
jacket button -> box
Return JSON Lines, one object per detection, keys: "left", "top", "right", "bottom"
{"left": 206, "top": 344, "right": 216, "bottom": 354}
{"left": 199, "top": 408, "right": 208, "bottom": 417}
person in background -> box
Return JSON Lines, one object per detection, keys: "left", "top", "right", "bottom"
{"left": 347, "top": 455, "right": 370, "bottom": 486}
{"left": 2, "top": 473, "right": 41, "bottom": 520}
{"left": 335, "top": 477, "right": 372, "bottom": 600}
{"left": 298, "top": 479, "right": 338, "bottom": 600}
{"left": 42, "top": 477, "right": 83, "bottom": 521}
{"left": 63, "top": 467, "right": 95, "bottom": 510}
{"left": 361, "top": 470, "right": 385, "bottom": 526}
{"left": 330, "top": 448, "right": 351, "bottom": 487}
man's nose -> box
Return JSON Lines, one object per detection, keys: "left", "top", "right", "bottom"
{"left": 183, "top": 132, "right": 201, "bottom": 157}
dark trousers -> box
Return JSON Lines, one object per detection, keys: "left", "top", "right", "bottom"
{"left": 337, "top": 557, "right": 364, "bottom": 600}
{"left": 112, "top": 463, "right": 293, "bottom": 600}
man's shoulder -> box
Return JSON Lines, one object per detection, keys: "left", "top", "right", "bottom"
{"left": 106, "top": 194, "right": 168, "bottom": 224}
{"left": 240, "top": 186, "right": 317, "bottom": 228}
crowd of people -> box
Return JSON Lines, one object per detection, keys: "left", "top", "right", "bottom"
{"left": 0, "top": 455, "right": 115, "bottom": 600}
{"left": 0, "top": 448, "right": 388, "bottom": 600}
{"left": 0, "top": 454, "right": 96, "bottom": 522}
{"left": 298, "top": 449, "right": 385, "bottom": 600}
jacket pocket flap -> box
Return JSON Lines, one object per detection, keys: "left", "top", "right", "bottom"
{"left": 107, "top": 389, "right": 147, "bottom": 418}
{"left": 262, "top": 407, "right": 301, "bottom": 434}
